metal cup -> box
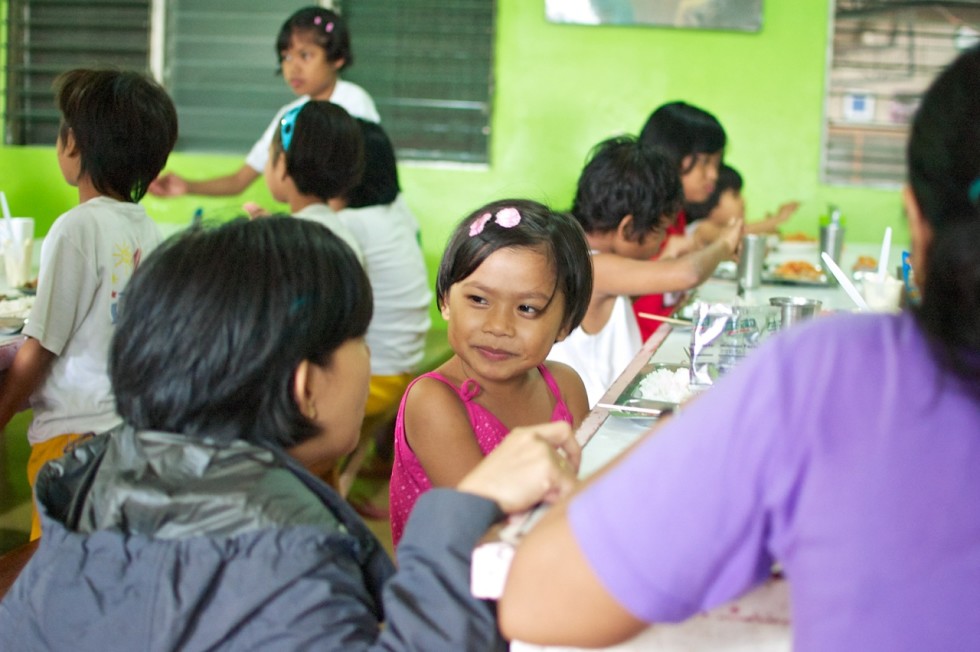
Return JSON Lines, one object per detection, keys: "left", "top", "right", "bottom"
{"left": 819, "top": 222, "right": 845, "bottom": 266}
{"left": 737, "top": 234, "right": 766, "bottom": 292}
{"left": 769, "top": 296, "right": 822, "bottom": 329}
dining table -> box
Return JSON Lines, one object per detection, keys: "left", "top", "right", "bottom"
{"left": 482, "top": 237, "right": 908, "bottom": 652}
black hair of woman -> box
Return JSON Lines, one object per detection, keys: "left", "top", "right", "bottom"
{"left": 906, "top": 45, "right": 980, "bottom": 395}
{"left": 436, "top": 199, "right": 593, "bottom": 337}
{"left": 639, "top": 101, "right": 726, "bottom": 172}
{"left": 571, "top": 135, "right": 683, "bottom": 240}
{"left": 55, "top": 69, "right": 178, "bottom": 203}
{"left": 273, "top": 100, "right": 365, "bottom": 202}
{"left": 110, "top": 216, "right": 373, "bottom": 447}
{"left": 276, "top": 6, "right": 353, "bottom": 71}
{"left": 346, "top": 118, "right": 401, "bottom": 208}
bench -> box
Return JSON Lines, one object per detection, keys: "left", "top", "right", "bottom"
{"left": 337, "top": 327, "right": 452, "bottom": 497}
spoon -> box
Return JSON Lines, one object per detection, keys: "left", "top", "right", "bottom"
{"left": 821, "top": 252, "right": 870, "bottom": 311}
{"left": 877, "top": 226, "right": 892, "bottom": 279}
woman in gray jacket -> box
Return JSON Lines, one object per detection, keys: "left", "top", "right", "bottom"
{"left": 0, "top": 216, "right": 580, "bottom": 651}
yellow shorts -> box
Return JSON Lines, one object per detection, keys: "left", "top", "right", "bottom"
{"left": 26, "top": 433, "right": 87, "bottom": 541}
{"left": 364, "top": 373, "right": 413, "bottom": 422}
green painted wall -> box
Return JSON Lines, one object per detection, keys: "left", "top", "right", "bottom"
{"left": 1, "top": 0, "right": 907, "bottom": 277}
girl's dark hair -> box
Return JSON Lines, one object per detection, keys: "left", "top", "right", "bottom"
{"left": 687, "top": 163, "right": 743, "bottom": 223}
{"left": 436, "top": 199, "right": 593, "bottom": 335}
{"left": 276, "top": 6, "right": 352, "bottom": 71}
{"left": 272, "top": 101, "right": 364, "bottom": 201}
{"left": 110, "top": 217, "right": 373, "bottom": 448}
{"left": 571, "top": 135, "right": 682, "bottom": 241}
{"left": 907, "top": 45, "right": 980, "bottom": 395}
{"left": 346, "top": 118, "right": 400, "bottom": 208}
{"left": 55, "top": 69, "right": 178, "bottom": 203}
{"left": 639, "top": 101, "right": 726, "bottom": 172}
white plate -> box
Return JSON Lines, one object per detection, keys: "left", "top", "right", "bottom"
{"left": 776, "top": 240, "right": 818, "bottom": 255}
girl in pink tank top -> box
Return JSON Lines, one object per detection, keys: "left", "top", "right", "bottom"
{"left": 390, "top": 200, "right": 594, "bottom": 546}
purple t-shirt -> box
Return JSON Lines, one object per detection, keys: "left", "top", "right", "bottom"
{"left": 570, "top": 312, "right": 980, "bottom": 651}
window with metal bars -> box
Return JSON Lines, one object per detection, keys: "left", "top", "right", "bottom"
{"left": 4, "top": 0, "right": 495, "bottom": 164}
{"left": 822, "top": 0, "right": 980, "bottom": 186}
{"left": 4, "top": 0, "right": 152, "bottom": 147}
{"left": 338, "top": 0, "right": 495, "bottom": 164}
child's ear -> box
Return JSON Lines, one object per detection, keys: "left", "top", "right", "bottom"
{"left": 554, "top": 323, "right": 572, "bottom": 343}
{"left": 61, "top": 129, "right": 79, "bottom": 157}
{"left": 615, "top": 214, "right": 636, "bottom": 243}
{"left": 330, "top": 57, "right": 345, "bottom": 71}
{"left": 439, "top": 299, "right": 451, "bottom": 322}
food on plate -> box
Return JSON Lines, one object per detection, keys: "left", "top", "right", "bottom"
{"left": 635, "top": 367, "right": 693, "bottom": 405}
{"left": 773, "top": 260, "right": 823, "bottom": 281}
{"left": 852, "top": 255, "right": 878, "bottom": 272}
{"left": 0, "top": 295, "right": 34, "bottom": 320}
{"left": 780, "top": 231, "right": 817, "bottom": 243}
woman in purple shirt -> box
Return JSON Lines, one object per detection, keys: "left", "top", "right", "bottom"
{"left": 499, "top": 46, "right": 980, "bottom": 651}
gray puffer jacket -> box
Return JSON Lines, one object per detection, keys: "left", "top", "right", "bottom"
{"left": 0, "top": 427, "right": 506, "bottom": 651}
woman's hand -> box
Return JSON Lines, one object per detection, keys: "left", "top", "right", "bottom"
{"left": 457, "top": 422, "right": 580, "bottom": 514}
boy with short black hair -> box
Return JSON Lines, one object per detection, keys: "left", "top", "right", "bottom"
{"left": 548, "top": 135, "right": 741, "bottom": 406}
{"left": 0, "top": 68, "right": 178, "bottom": 539}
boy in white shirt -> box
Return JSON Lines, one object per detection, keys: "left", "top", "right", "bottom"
{"left": 0, "top": 69, "right": 178, "bottom": 539}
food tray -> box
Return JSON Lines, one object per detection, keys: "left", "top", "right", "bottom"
{"left": 596, "top": 361, "right": 688, "bottom": 417}
{"left": 761, "top": 269, "right": 831, "bottom": 287}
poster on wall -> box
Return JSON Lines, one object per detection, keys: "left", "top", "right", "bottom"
{"left": 545, "top": 0, "right": 763, "bottom": 32}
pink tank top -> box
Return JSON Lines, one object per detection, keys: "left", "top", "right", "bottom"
{"left": 389, "top": 364, "right": 574, "bottom": 546}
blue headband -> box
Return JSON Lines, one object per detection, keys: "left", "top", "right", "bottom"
{"left": 279, "top": 105, "right": 303, "bottom": 152}
{"left": 968, "top": 177, "right": 980, "bottom": 206}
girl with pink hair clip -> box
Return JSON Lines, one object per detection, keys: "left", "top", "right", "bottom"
{"left": 389, "top": 199, "right": 594, "bottom": 546}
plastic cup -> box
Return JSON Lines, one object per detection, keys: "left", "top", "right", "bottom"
{"left": 861, "top": 275, "right": 903, "bottom": 312}
{"left": 2, "top": 217, "right": 34, "bottom": 288}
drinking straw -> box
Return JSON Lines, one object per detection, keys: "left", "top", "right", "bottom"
{"left": 877, "top": 226, "right": 892, "bottom": 279}
{"left": 821, "top": 251, "right": 870, "bottom": 311}
{"left": 0, "top": 191, "right": 14, "bottom": 239}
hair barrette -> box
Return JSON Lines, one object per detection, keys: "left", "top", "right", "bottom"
{"left": 314, "top": 16, "right": 322, "bottom": 25}
{"left": 280, "top": 104, "right": 303, "bottom": 152}
{"left": 469, "top": 207, "right": 522, "bottom": 237}
{"left": 326, "top": 22, "right": 334, "bottom": 33}
{"left": 968, "top": 177, "right": 980, "bottom": 206}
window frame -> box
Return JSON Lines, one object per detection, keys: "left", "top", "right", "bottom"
{"left": 4, "top": 0, "right": 496, "bottom": 165}
{"left": 820, "top": 0, "right": 980, "bottom": 188}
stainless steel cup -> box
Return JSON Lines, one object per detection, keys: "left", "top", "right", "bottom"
{"left": 737, "top": 234, "right": 766, "bottom": 291}
{"left": 769, "top": 296, "right": 822, "bottom": 329}
{"left": 819, "top": 222, "right": 845, "bottom": 265}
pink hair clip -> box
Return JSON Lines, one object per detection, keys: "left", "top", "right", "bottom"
{"left": 326, "top": 22, "right": 334, "bottom": 32}
{"left": 469, "top": 207, "right": 522, "bottom": 237}
{"left": 314, "top": 16, "right": 322, "bottom": 25}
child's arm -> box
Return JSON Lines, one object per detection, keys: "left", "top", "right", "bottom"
{"left": 545, "top": 361, "right": 590, "bottom": 428}
{"left": 0, "top": 338, "right": 55, "bottom": 431}
{"left": 657, "top": 232, "right": 699, "bottom": 259}
{"left": 595, "top": 220, "right": 743, "bottom": 298}
{"left": 149, "top": 164, "right": 260, "bottom": 198}
{"left": 746, "top": 201, "right": 799, "bottom": 235}
{"left": 404, "top": 376, "right": 488, "bottom": 488}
